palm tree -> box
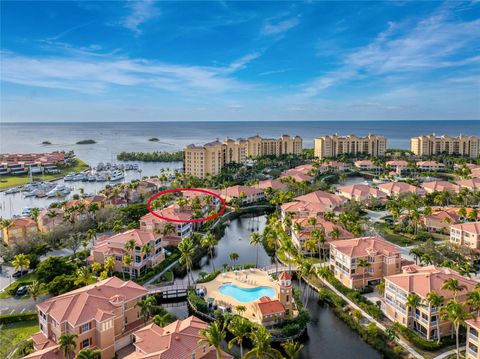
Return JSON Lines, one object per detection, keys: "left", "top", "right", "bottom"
{"left": 227, "top": 316, "right": 250, "bottom": 358}
{"left": 441, "top": 300, "right": 471, "bottom": 359}
{"left": 86, "top": 228, "right": 97, "bottom": 246}
{"left": 178, "top": 237, "right": 196, "bottom": 287}
{"left": 281, "top": 340, "right": 304, "bottom": 359}
{"left": 153, "top": 313, "right": 171, "bottom": 327}
{"left": 30, "top": 207, "right": 40, "bottom": 228}
{"left": 104, "top": 256, "right": 116, "bottom": 277}
{"left": 201, "top": 234, "right": 218, "bottom": 271}
{"left": 426, "top": 291, "right": 444, "bottom": 344}
{"left": 235, "top": 305, "right": 247, "bottom": 316}
{"left": 357, "top": 259, "right": 370, "bottom": 288}
{"left": 298, "top": 259, "right": 314, "bottom": 306}
{"left": 12, "top": 254, "right": 30, "bottom": 279}
{"left": 198, "top": 321, "right": 226, "bottom": 359}
{"left": 46, "top": 209, "right": 58, "bottom": 229}
{"left": 311, "top": 228, "right": 325, "bottom": 259}
{"left": 441, "top": 278, "right": 467, "bottom": 300}
{"left": 27, "top": 280, "right": 43, "bottom": 302}
{"left": 163, "top": 223, "right": 176, "bottom": 236}
{"left": 244, "top": 326, "right": 282, "bottom": 359}
{"left": 406, "top": 293, "right": 422, "bottom": 325}
{"left": 229, "top": 252, "right": 239, "bottom": 267}
{"left": 76, "top": 348, "right": 101, "bottom": 359}
{"left": 75, "top": 267, "right": 91, "bottom": 286}
{"left": 250, "top": 232, "right": 262, "bottom": 268}
{"left": 137, "top": 296, "right": 157, "bottom": 323}
{"left": 123, "top": 255, "right": 133, "bottom": 280}
{"left": 141, "top": 244, "right": 152, "bottom": 261}
{"left": 59, "top": 332, "right": 78, "bottom": 359}
{"left": 467, "top": 290, "right": 480, "bottom": 318}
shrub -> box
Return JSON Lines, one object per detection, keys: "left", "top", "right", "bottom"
{"left": 7, "top": 280, "right": 34, "bottom": 295}
{"left": 187, "top": 289, "right": 208, "bottom": 314}
{"left": 0, "top": 312, "right": 37, "bottom": 324}
{"left": 392, "top": 323, "right": 460, "bottom": 351}
{"left": 196, "top": 270, "right": 221, "bottom": 283}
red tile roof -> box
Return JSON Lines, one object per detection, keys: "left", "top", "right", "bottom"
{"left": 257, "top": 296, "right": 285, "bottom": 315}
{"left": 330, "top": 236, "right": 401, "bottom": 258}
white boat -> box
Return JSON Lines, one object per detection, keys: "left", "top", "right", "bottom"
{"left": 109, "top": 170, "right": 124, "bottom": 181}
{"left": 5, "top": 187, "right": 21, "bottom": 194}
{"left": 73, "top": 174, "right": 86, "bottom": 181}
{"left": 64, "top": 173, "right": 75, "bottom": 181}
{"left": 96, "top": 175, "right": 107, "bottom": 182}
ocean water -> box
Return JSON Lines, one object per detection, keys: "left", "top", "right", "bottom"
{"left": 2, "top": 121, "right": 479, "bottom": 164}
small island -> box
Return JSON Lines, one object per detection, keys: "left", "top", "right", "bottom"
{"left": 76, "top": 139, "right": 96, "bottom": 145}
{"left": 148, "top": 137, "right": 159, "bottom": 142}
{"left": 41, "top": 141, "right": 51, "bottom": 145}
{"left": 117, "top": 150, "right": 183, "bottom": 162}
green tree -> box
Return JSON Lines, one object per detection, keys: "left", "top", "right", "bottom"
{"left": 441, "top": 300, "right": 471, "bottom": 359}
{"left": 467, "top": 290, "right": 480, "bottom": 318}
{"left": 426, "top": 291, "right": 444, "bottom": 344}
{"left": 198, "top": 321, "right": 226, "bottom": 359}
{"left": 249, "top": 232, "right": 262, "bottom": 268}
{"left": 104, "top": 256, "right": 116, "bottom": 277}
{"left": 244, "top": 326, "right": 282, "bottom": 359}
{"left": 281, "top": 339, "right": 304, "bottom": 359}
{"left": 229, "top": 252, "right": 239, "bottom": 267}
{"left": 137, "top": 296, "right": 157, "bottom": 323}
{"left": 201, "top": 234, "right": 218, "bottom": 271}
{"left": 59, "top": 333, "right": 78, "bottom": 359}
{"left": 441, "top": 278, "right": 467, "bottom": 301}
{"left": 27, "top": 280, "right": 43, "bottom": 302}
{"left": 12, "top": 254, "right": 30, "bottom": 279}
{"left": 406, "top": 293, "right": 422, "bottom": 320}
{"left": 75, "top": 267, "right": 91, "bottom": 286}
{"left": 228, "top": 316, "right": 251, "bottom": 358}
{"left": 178, "top": 237, "right": 196, "bottom": 287}
{"left": 76, "top": 348, "right": 101, "bottom": 359}
{"left": 153, "top": 313, "right": 172, "bottom": 327}
{"left": 123, "top": 255, "right": 133, "bottom": 280}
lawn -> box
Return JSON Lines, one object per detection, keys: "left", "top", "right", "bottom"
{"left": 0, "top": 320, "right": 39, "bottom": 358}
{"left": 0, "top": 158, "right": 89, "bottom": 190}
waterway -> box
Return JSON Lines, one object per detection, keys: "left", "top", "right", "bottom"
{"left": 166, "top": 214, "right": 381, "bottom": 359}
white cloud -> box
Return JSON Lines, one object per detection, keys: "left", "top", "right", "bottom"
{"left": 262, "top": 15, "right": 300, "bottom": 36}
{"left": 120, "top": 0, "right": 160, "bottom": 35}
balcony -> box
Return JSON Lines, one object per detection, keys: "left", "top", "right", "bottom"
{"left": 470, "top": 332, "right": 479, "bottom": 342}
{"left": 469, "top": 347, "right": 478, "bottom": 358}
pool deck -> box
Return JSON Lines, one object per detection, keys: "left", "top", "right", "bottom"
{"left": 201, "top": 268, "right": 280, "bottom": 323}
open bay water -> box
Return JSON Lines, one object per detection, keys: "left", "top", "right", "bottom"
{"left": 2, "top": 121, "right": 479, "bottom": 164}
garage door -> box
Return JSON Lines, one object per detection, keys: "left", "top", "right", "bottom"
{"left": 115, "top": 334, "right": 132, "bottom": 351}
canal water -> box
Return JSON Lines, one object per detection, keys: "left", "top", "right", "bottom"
{"left": 167, "top": 214, "right": 381, "bottom": 359}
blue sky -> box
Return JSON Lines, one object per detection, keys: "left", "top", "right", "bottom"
{"left": 1, "top": 1, "right": 479, "bottom": 122}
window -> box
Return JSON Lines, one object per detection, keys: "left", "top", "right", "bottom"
{"left": 81, "top": 323, "right": 89, "bottom": 333}
{"left": 125, "top": 317, "right": 128, "bottom": 325}
{"left": 81, "top": 339, "right": 90, "bottom": 349}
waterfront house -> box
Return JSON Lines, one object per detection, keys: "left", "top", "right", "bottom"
{"left": 217, "top": 185, "right": 265, "bottom": 204}
{"left": 126, "top": 316, "right": 233, "bottom": 359}
{"left": 450, "top": 222, "right": 480, "bottom": 250}
{"left": 329, "top": 236, "right": 403, "bottom": 289}
{"left": 1, "top": 217, "right": 38, "bottom": 246}
{"left": 386, "top": 160, "right": 409, "bottom": 174}
{"left": 421, "top": 180, "right": 461, "bottom": 194}
{"left": 255, "top": 179, "right": 288, "bottom": 191}
{"left": 295, "top": 190, "right": 347, "bottom": 212}
{"left": 26, "top": 277, "right": 148, "bottom": 359}
{"left": 377, "top": 181, "right": 425, "bottom": 198}
{"left": 354, "top": 160, "right": 382, "bottom": 171}
{"left": 416, "top": 161, "right": 445, "bottom": 171}
{"left": 466, "top": 319, "right": 480, "bottom": 359}
{"left": 336, "top": 184, "right": 388, "bottom": 204}
{"left": 38, "top": 208, "right": 65, "bottom": 233}
{"left": 89, "top": 229, "right": 167, "bottom": 278}
{"left": 280, "top": 172, "right": 314, "bottom": 183}
{"left": 383, "top": 265, "right": 476, "bottom": 340}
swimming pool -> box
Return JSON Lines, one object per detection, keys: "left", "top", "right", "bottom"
{"left": 218, "top": 283, "right": 275, "bottom": 303}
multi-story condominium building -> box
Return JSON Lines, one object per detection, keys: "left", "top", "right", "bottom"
{"left": 184, "top": 134, "right": 302, "bottom": 178}
{"left": 383, "top": 265, "right": 476, "bottom": 340}
{"left": 354, "top": 160, "right": 382, "bottom": 171}
{"left": 314, "top": 134, "right": 387, "bottom": 159}
{"left": 411, "top": 134, "right": 480, "bottom": 158}
{"left": 1, "top": 217, "right": 38, "bottom": 246}
{"left": 423, "top": 211, "right": 458, "bottom": 233}
{"left": 329, "top": 236, "right": 402, "bottom": 289}
{"left": 466, "top": 319, "right": 480, "bottom": 359}
{"left": 26, "top": 277, "right": 148, "bottom": 359}
{"left": 214, "top": 185, "right": 266, "bottom": 204}
{"left": 90, "top": 229, "right": 167, "bottom": 278}
{"left": 416, "top": 161, "right": 445, "bottom": 171}
{"left": 0, "top": 151, "right": 67, "bottom": 176}
{"left": 129, "top": 316, "right": 233, "bottom": 359}
{"left": 450, "top": 222, "right": 480, "bottom": 250}
{"left": 457, "top": 178, "right": 480, "bottom": 191}
{"left": 281, "top": 190, "right": 347, "bottom": 221}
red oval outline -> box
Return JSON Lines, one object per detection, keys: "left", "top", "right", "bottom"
{"left": 146, "top": 188, "right": 226, "bottom": 223}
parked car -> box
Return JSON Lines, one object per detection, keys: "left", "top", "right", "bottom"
{"left": 16, "top": 286, "right": 28, "bottom": 296}
{"left": 12, "top": 270, "right": 29, "bottom": 278}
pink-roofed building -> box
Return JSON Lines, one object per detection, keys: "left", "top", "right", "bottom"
{"left": 1, "top": 217, "right": 38, "bottom": 246}
{"left": 423, "top": 211, "right": 458, "bottom": 233}
{"left": 416, "top": 161, "right": 445, "bottom": 171}
{"left": 386, "top": 160, "right": 409, "bottom": 173}
{"left": 329, "top": 236, "right": 403, "bottom": 289}
{"left": 450, "top": 221, "right": 480, "bottom": 250}
{"left": 354, "top": 160, "right": 382, "bottom": 171}
{"left": 466, "top": 319, "right": 480, "bottom": 359}
{"left": 421, "top": 181, "right": 461, "bottom": 194}
{"left": 336, "top": 184, "right": 388, "bottom": 203}
{"left": 140, "top": 204, "right": 193, "bottom": 246}
{"left": 255, "top": 179, "right": 288, "bottom": 191}
{"left": 282, "top": 164, "right": 314, "bottom": 176}
{"left": 383, "top": 265, "right": 477, "bottom": 340}
{"left": 125, "top": 316, "right": 233, "bottom": 359}
{"left": 377, "top": 181, "right": 425, "bottom": 198}
{"left": 29, "top": 277, "right": 148, "bottom": 359}
{"left": 281, "top": 201, "right": 330, "bottom": 221}
{"left": 472, "top": 167, "right": 480, "bottom": 179}
{"left": 279, "top": 172, "right": 314, "bottom": 183}
{"left": 90, "top": 229, "right": 167, "bottom": 278}
{"left": 291, "top": 216, "right": 353, "bottom": 254}
{"left": 281, "top": 191, "right": 346, "bottom": 220}
{"left": 457, "top": 178, "right": 480, "bottom": 192}
{"left": 218, "top": 185, "right": 265, "bottom": 204}
{"left": 295, "top": 190, "right": 347, "bottom": 210}
{"left": 37, "top": 208, "right": 65, "bottom": 233}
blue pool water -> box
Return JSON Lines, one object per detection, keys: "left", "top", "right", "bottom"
{"left": 218, "top": 283, "right": 275, "bottom": 303}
